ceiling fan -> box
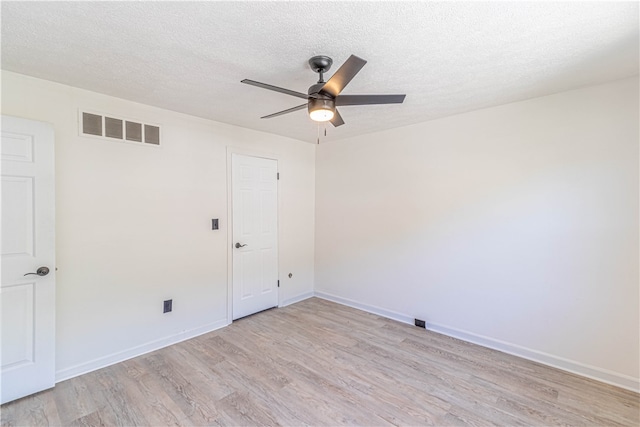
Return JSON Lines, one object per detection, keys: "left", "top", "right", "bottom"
{"left": 241, "top": 54, "right": 406, "bottom": 127}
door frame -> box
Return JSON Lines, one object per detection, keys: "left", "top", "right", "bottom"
{"left": 226, "top": 147, "right": 281, "bottom": 324}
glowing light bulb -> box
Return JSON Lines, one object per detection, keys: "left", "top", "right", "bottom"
{"left": 309, "top": 108, "right": 335, "bottom": 122}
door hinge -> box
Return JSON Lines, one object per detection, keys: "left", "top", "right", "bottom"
{"left": 277, "top": 280, "right": 280, "bottom": 288}
{"left": 277, "top": 172, "right": 280, "bottom": 180}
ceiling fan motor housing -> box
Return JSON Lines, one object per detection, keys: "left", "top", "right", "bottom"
{"left": 308, "top": 97, "right": 335, "bottom": 113}
{"left": 308, "top": 83, "right": 326, "bottom": 96}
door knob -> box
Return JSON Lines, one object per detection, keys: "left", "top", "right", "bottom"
{"left": 24, "top": 267, "right": 50, "bottom": 277}
{"left": 235, "top": 242, "right": 248, "bottom": 249}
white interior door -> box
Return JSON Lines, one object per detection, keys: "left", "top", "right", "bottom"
{"left": 1, "top": 115, "right": 56, "bottom": 404}
{"left": 232, "top": 154, "right": 278, "bottom": 320}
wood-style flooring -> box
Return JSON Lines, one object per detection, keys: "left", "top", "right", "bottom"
{"left": 1, "top": 297, "right": 638, "bottom": 426}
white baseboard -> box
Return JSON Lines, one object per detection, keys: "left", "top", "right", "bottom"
{"left": 314, "top": 291, "right": 639, "bottom": 393}
{"left": 280, "top": 291, "right": 314, "bottom": 307}
{"left": 427, "top": 322, "right": 639, "bottom": 393}
{"left": 314, "top": 291, "right": 415, "bottom": 325}
{"left": 55, "top": 318, "right": 229, "bottom": 383}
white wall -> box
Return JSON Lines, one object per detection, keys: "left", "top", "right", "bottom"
{"left": 315, "top": 77, "right": 639, "bottom": 391}
{"left": 3, "top": 70, "right": 637, "bottom": 392}
{"left": 1, "top": 71, "right": 315, "bottom": 380}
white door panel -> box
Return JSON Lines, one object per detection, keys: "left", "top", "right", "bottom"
{"left": 1, "top": 115, "right": 56, "bottom": 404}
{"left": 232, "top": 154, "right": 278, "bottom": 320}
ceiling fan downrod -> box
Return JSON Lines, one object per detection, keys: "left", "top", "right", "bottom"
{"left": 309, "top": 55, "right": 333, "bottom": 84}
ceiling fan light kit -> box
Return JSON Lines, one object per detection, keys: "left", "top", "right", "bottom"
{"left": 241, "top": 54, "right": 406, "bottom": 129}
{"left": 308, "top": 98, "right": 335, "bottom": 122}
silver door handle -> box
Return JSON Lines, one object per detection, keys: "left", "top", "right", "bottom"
{"left": 235, "top": 243, "right": 248, "bottom": 249}
{"left": 24, "top": 266, "right": 50, "bottom": 277}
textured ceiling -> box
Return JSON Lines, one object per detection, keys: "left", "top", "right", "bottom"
{"left": 2, "top": 2, "right": 638, "bottom": 143}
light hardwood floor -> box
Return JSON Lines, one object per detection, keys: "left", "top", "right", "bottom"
{"left": 1, "top": 297, "right": 638, "bottom": 426}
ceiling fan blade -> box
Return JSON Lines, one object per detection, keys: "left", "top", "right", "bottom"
{"left": 336, "top": 94, "right": 406, "bottom": 106}
{"left": 260, "top": 103, "right": 307, "bottom": 119}
{"left": 319, "top": 55, "right": 367, "bottom": 98}
{"left": 242, "top": 79, "right": 310, "bottom": 100}
{"left": 330, "top": 109, "right": 345, "bottom": 127}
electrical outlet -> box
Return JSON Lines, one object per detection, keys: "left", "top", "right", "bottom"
{"left": 414, "top": 318, "right": 426, "bottom": 328}
{"left": 163, "top": 299, "right": 172, "bottom": 313}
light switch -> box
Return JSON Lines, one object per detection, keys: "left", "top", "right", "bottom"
{"left": 212, "top": 219, "right": 219, "bottom": 230}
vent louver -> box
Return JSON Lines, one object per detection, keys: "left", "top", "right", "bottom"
{"left": 125, "top": 121, "right": 142, "bottom": 142}
{"left": 79, "top": 110, "right": 161, "bottom": 146}
{"left": 105, "top": 117, "right": 123, "bottom": 139}
{"left": 82, "top": 113, "right": 102, "bottom": 136}
{"left": 144, "top": 125, "right": 160, "bottom": 145}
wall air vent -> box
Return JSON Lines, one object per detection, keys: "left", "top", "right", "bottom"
{"left": 82, "top": 112, "right": 102, "bottom": 136}
{"left": 79, "top": 110, "right": 161, "bottom": 147}
{"left": 144, "top": 124, "right": 160, "bottom": 145}
{"left": 105, "top": 117, "right": 123, "bottom": 139}
{"left": 125, "top": 121, "right": 142, "bottom": 142}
